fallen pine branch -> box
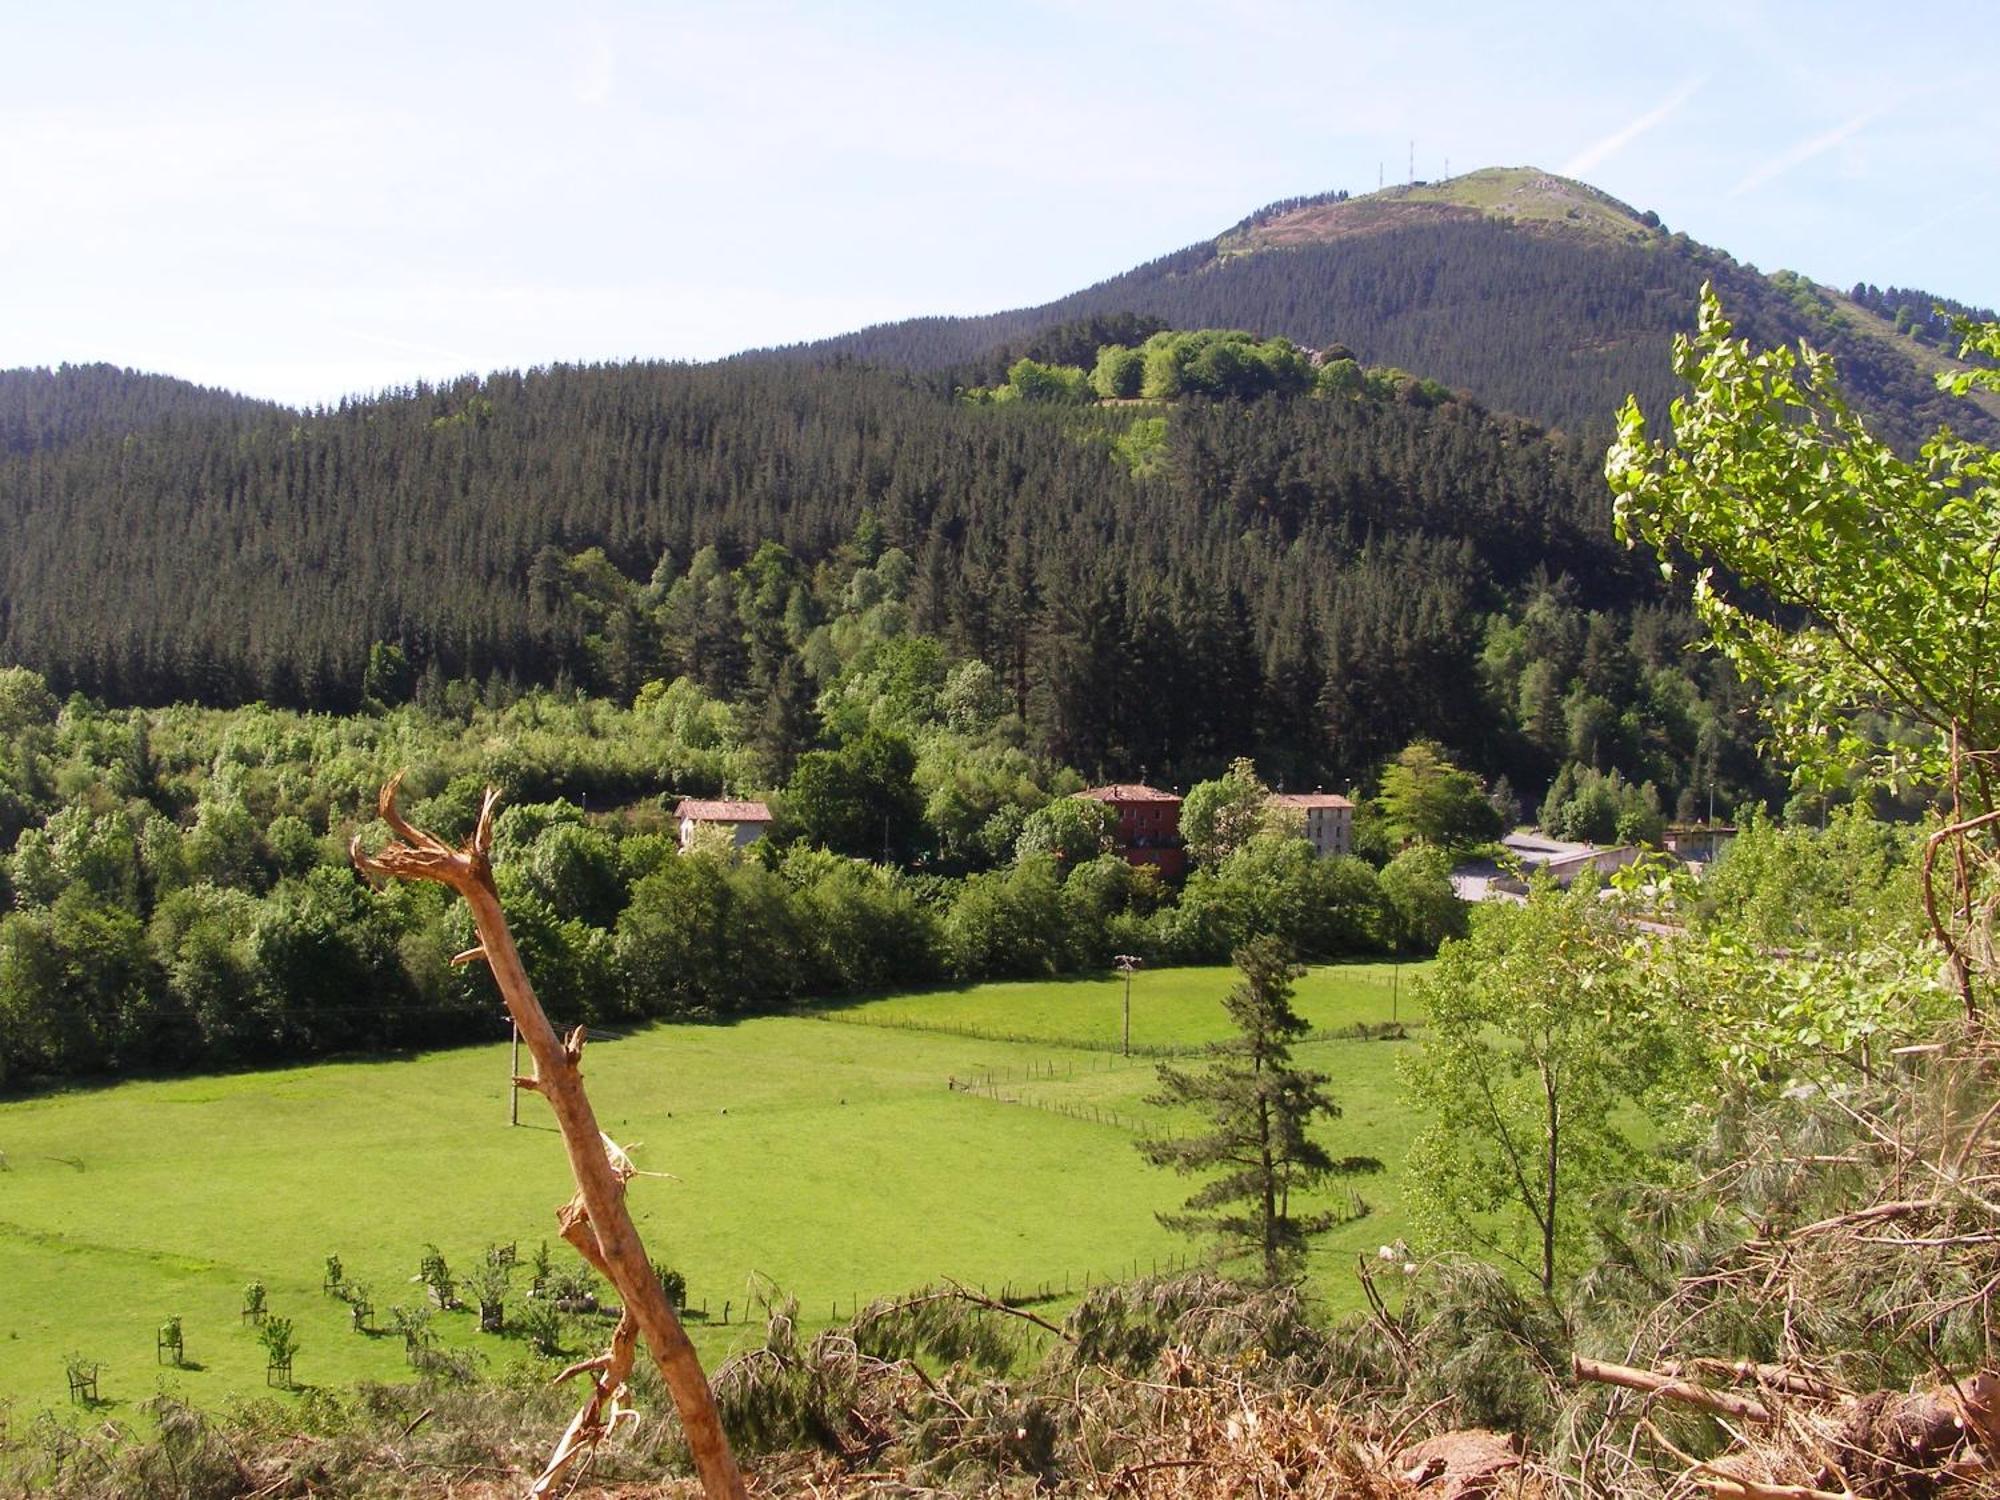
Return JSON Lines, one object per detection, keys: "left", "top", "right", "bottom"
{"left": 1574, "top": 1355, "right": 1775, "bottom": 1424}
{"left": 1667, "top": 1358, "right": 1848, "bottom": 1401}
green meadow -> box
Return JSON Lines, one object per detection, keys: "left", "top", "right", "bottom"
{"left": 0, "top": 962, "right": 1425, "bottom": 1423}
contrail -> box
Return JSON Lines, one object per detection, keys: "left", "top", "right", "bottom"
{"left": 1730, "top": 108, "right": 1885, "bottom": 197}
{"left": 1560, "top": 76, "right": 1706, "bottom": 178}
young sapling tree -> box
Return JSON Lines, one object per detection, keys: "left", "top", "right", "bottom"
{"left": 258, "top": 1316, "right": 298, "bottom": 1388}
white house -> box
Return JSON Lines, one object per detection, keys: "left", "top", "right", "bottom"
{"left": 1268, "top": 792, "right": 1355, "bottom": 857}
{"left": 673, "top": 798, "right": 772, "bottom": 853}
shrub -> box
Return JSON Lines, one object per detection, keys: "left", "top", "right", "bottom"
{"left": 418, "top": 1243, "right": 456, "bottom": 1309}
{"left": 517, "top": 1298, "right": 563, "bottom": 1357}
{"left": 468, "top": 1262, "right": 511, "bottom": 1334}
{"left": 258, "top": 1316, "right": 299, "bottom": 1387}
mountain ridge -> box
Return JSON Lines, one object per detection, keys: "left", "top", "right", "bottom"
{"left": 748, "top": 165, "right": 1998, "bottom": 447}
{"left": 0, "top": 362, "right": 277, "bottom": 458}
{"left": 9, "top": 167, "right": 1992, "bottom": 450}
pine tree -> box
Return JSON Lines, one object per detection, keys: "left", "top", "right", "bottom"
{"left": 1138, "top": 937, "right": 1366, "bottom": 1282}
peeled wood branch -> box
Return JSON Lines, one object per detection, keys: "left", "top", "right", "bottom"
{"left": 353, "top": 774, "right": 747, "bottom": 1500}
{"left": 1572, "top": 1355, "right": 1775, "bottom": 1424}
{"left": 1667, "top": 1358, "right": 1845, "bottom": 1401}
{"left": 530, "top": 1312, "right": 641, "bottom": 1498}
{"left": 1695, "top": 1474, "right": 1853, "bottom": 1500}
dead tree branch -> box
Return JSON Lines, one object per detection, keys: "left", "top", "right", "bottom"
{"left": 353, "top": 774, "right": 747, "bottom": 1500}
{"left": 1572, "top": 1355, "right": 1776, "bottom": 1424}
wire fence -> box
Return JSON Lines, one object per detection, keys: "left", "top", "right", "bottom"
{"left": 704, "top": 1256, "right": 1208, "bottom": 1328}
{"left": 804, "top": 1011, "right": 1212, "bottom": 1056}
{"left": 946, "top": 1071, "right": 1158, "bottom": 1135}
{"left": 807, "top": 1011, "right": 1411, "bottom": 1055}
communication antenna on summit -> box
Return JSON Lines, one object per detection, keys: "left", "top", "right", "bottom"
{"left": 1408, "top": 139, "right": 1414, "bottom": 184}
{"left": 1378, "top": 161, "right": 1383, "bottom": 190}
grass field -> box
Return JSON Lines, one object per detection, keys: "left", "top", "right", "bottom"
{"left": 0, "top": 961, "right": 1426, "bottom": 1423}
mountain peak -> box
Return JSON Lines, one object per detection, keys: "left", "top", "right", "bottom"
{"left": 1221, "top": 166, "right": 1658, "bottom": 257}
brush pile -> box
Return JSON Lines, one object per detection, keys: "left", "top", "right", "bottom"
{"left": 1556, "top": 1012, "right": 2000, "bottom": 1500}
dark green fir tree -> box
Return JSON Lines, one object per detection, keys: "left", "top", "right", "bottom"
{"left": 1139, "top": 937, "right": 1370, "bottom": 1282}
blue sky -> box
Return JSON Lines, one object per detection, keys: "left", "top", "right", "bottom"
{"left": 5, "top": 1, "right": 1995, "bottom": 406}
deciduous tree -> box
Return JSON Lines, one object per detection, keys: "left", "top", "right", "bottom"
{"left": 1179, "top": 757, "right": 1279, "bottom": 867}
{"left": 1403, "top": 881, "right": 1672, "bottom": 1296}
{"left": 1374, "top": 740, "right": 1502, "bottom": 854}
{"left": 1608, "top": 286, "right": 2000, "bottom": 811}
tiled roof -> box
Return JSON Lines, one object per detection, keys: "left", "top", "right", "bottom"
{"left": 1269, "top": 793, "right": 1355, "bottom": 810}
{"left": 674, "top": 799, "right": 772, "bottom": 822}
{"left": 1078, "top": 783, "right": 1181, "bottom": 804}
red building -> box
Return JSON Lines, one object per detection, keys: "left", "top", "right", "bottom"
{"left": 1079, "top": 783, "right": 1186, "bottom": 879}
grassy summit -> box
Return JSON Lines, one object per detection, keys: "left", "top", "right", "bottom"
{"left": 1219, "top": 166, "right": 1659, "bottom": 258}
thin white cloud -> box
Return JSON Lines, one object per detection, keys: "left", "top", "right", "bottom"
{"left": 1561, "top": 76, "right": 1706, "bottom": 178}
{"left": 1730, "top": 107, "right": 1884, "bottom": 197}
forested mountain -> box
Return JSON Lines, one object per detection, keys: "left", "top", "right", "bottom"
{"left": 0, "top": 357, "right": 1644, "bottom": 787}
{"left": 15, "top": 166, "right": 1954, "bottom": 1090}
{"left": 755, "top": 167, "right": 1999, "bottom": 448}
{"left": 3, "top": 162, "right": 1979, "bottom": 812}
{"left": 0, "top": 364, "right": 274, "bottom": 457}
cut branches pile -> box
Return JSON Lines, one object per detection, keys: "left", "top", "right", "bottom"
{"left": 1573, "top": 1352, "right": 2000, "bottom": 1499}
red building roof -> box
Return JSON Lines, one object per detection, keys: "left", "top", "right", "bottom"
{"left": 673, "top": 799, "right": 772, "bottom": 823}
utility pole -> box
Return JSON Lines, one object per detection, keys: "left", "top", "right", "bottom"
{"left": 1114, "top": 954, "right": 1142, "bottom": 1056}
{"left": 510, "top": 1022, "right": 522, "bottom": 1125}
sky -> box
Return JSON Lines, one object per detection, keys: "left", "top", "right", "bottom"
{"left": 5, "top": 0, "right": 1997, "bottom": 408}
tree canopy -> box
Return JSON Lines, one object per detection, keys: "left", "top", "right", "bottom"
{"left": 1609, "top": 285, "right": 2000, "bottom": 810}
{"left": 1373, "top": 741, "right": 1502, "bottom": 854}
{"left": 1403, "top": 879, "right": 1673, "bottom": 1295}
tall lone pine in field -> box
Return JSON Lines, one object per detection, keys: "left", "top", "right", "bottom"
{"left": 1140, "top": 937, "right": 1374, "bottom": 1282}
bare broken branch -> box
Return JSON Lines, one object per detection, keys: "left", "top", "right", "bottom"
{"left": 354, "top": 774, "right": 747, "bottom": 1500}
{"left": 1573, "top": 1355, "right": 1776, "bottom": 1424}
{"left": 1667, "top": 1358, "right": 1848, "bottom": 1402}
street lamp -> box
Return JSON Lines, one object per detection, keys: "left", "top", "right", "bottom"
{"left": 1114, "top": 954, "right": 1143, "bottom": 1055}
